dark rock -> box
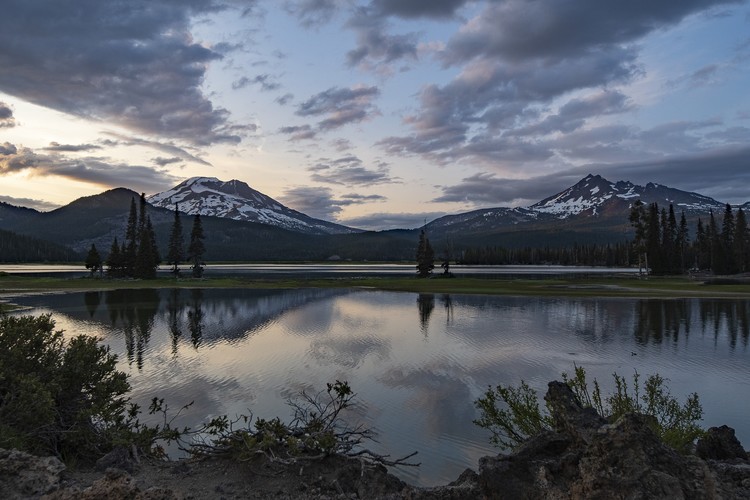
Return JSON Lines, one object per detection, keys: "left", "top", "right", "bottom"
{"left": 544, "top": 381, "right": 606, "bottom": 445}
{"left": 696, "top": 425, "right": 749, "bottom": 461}
{"left": 474, "top": 381, "right": 750, "bottom": 500}
{"left": 0, "top": 448, "right": 65, "bottom": 499}
{"left": 95, "top": 445, "right": 138, "bottom": 474}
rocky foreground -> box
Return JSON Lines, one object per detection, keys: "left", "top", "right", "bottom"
{"left": 2, "top": 381, "right": 749, "bottom": 499}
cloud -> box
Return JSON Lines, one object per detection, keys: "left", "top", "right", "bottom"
{"left": 296, "top": 85, "right": 380, "bottom": 131}
{"left": 370, "top": 0, "right": 469, "bottom": 19}
{"left": 442, "top": 0, "right": 737, "bottom": 64}
{"left": 379, "top": 0, "right": 742, "bottom": 169}
{"left": 0, "top": 142, "right": 17, "bottom": 156}
{"left": 434, "top": 172, "right": 569, "bottom": 207}
{"left": 0, "top": 0, "right": 254, "bottom": 145}
{"left": 307, "top": 155, "right": 395, "bottom": 185}
{"left": 345, "top": 7, "right": 419, "bottom": 71}
{"left": 280, "top": 185, "right": 388, "bottom": 221}
{"left": 275, "top": 93, "right": 294, "bottom": 106}
{"left": 232, "top": 74, "right": 282, "bottom": 92}
{"left": 0, "top": 194, "right": 59, "bottom": 212}
{"left": 280, "top": 186, "right": 344, "bottom": 219}
{"left": 339, "top": 193, "right": 386, "bottom": 204}
{"left": 0, "top": 101, "right": 16, "bottom": 128}
{"left": 101, "top": 133, "right": 213, "bottom": 166}
{"left": 283, "top": 0, "right": 347, "bottom": 28}
{"left": 278, "top": 124, "right": 317, "bottom": 141}
{"left": 153, "top": 156, "right": 183, "bottom": 166}
{"left": 0, "top": 145, "right": 180, "bottom": 194}
{"left": 42, "top": 142, "right": 102, "bottom": 152}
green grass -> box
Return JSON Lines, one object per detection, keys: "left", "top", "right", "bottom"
{"left": 3, "top": 272, "right": 750, "bottom": 299}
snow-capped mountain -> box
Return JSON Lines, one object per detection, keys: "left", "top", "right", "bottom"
{"left": 425, "top": 174, "right": 730, "bottom": 238}
{"left": 529, "top": 174, "right": 725, "bottom": 218}
{"left": 148, "top": 177, "right": 359, "bottom": 235}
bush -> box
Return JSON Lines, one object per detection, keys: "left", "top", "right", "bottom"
{"left": 474, "top": 365, "right": 704, "bottom": 454}
{"left": 0, "top": 314, "right": 131, "bottom": 461}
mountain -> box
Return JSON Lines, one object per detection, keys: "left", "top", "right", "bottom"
{"left": 148, "top": 177, "right": 359, "bottom": 235}
{"left": 423, "top": 174, "right": 732, "bottom": 248}
{"left": 529, "top": 174, "right": 724, "bottom": 218}
{"left": 0, "top": 174, "right": 744, "bottom": 263}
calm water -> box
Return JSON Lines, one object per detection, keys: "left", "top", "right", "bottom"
{"left": 7, "top": 288, "right": 750, "bottom": 486}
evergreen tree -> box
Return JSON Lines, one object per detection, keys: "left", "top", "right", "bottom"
{"left": 735, "top": 208, "right": 749, "bottom": 273}
{"left": 708, "top": 211, "right": 720, "bottom": 274}
{"left": 134, "top": 216, "right": 159, "bottom": 279}
{"left": 167, "top": 205, "right": 184, "bottom": 276}
{"left": 415, "top": 229, "right": 435, "bottom": 278}
{"left": 106, "top": 238, "right": 123, "bottom": 277}
{"left": 123, "top": 197, "right": 138, "bottom": 277}
{"left": 646, "top": 203, "right": 662, "bottom": 274}
{"left": 695, "top": 218, "right": 710, "bottom": 270}
{"left": 676, "top": 211, "right": 689, "bottom": 273}
{"left": 629, "top": 201, "right": 647, "bottom": 275}
{"left": 84, "top": 243, "right": 102, "bottom": 277}
{"left": 720, "top": 203, "right": 737, "bottom": 274}
{"left": 187, "top": 214, "right": 206, "bottom": 278}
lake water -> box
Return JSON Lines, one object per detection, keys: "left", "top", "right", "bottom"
{"left": 6, "top": 288, "right": 750, "bottom": 486}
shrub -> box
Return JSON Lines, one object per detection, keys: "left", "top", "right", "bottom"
{"left": 0, "top": 314, "right": 131, "bottom": 461}
{"left": 474, "top": 365, "right": 704, "bottom": 454}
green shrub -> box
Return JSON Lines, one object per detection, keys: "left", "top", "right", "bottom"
{"left": 0, "top": 314, "right": 131, "bottom": 461}
{"left": 474, "top": 365, "right": 704, "bottom": 454}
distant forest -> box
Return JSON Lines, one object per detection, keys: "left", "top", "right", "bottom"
{"left": 0, "top": 229, "right": 80, "bottom": 263}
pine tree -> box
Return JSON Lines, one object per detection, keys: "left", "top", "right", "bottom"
{"left": 187, "top": 214, "right": 206, "bottom": 278}
{"left": 84, "top": 243, "right": 102, "bottom": 277}
{"left": 720, "top": 203, "right": 736, "bottom": 274}
{"left": 106, "top": 238, "right": 123, "bottom": 277}
{"left": 415, "top": 229, "right": 435, "bottom": 278}
{"left": 132, "top": 192, "right": 159, "bottom": 279}
{"left": 167, "top": 205, "right": 184, "bottom": 276}
{"left": 123, "top": 197, "right": 138, "bottom": 277}
{"left": 676, "top": 211, "right": 689, "bottom": 273}
{"left": 735, "top": 208, "right": 749, "bottom": 273}
{"left": 629, "top": 200, "right": 647, "bottom": 275}
{"left": 646, "top": 203, "right": 662, "bottom": 274}
{"left": 708, "top": 210, "right": 721, "bottom": 274}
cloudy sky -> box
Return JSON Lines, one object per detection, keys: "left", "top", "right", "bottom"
{"left": 1, "top": 0, "right": 749, "bottom": 229}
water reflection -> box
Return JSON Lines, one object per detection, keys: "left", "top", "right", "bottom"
{"left": 6, "top": 289, "right": 750, "bottom": 487}
{"left": 417, "top": 294, "right": 435, "bottom": 335}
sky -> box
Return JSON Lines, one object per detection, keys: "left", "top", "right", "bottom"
{"left": 1, "top": 0, "right": 749, "bottom": 230}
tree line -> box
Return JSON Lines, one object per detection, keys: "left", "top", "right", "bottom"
{"left": 458, "top": 242, "right": 631, "bottom": 267}
{"left": 630, "top": 201, "right": 749, "bottom": 276}
{"left": 0, "top": 228, "right": 79, "bottom": 263}
{"left": 85, "top": 195, "right": 206, "bottom": 278}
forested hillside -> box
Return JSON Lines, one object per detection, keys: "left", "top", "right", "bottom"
{"left": 0, "top": 229, "right": 80, "bottom": 262}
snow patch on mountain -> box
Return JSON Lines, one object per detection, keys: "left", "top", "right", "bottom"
{"left": 149, "top": 177, "right": 358, "bottom": 235}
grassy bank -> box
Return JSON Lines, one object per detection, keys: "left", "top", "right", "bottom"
{"left": 3, "top": 271, "right": 750, "bottom": 301}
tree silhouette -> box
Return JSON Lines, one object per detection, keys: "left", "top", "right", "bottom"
{"left": 84, "top": 243, "right": 102, "bottom": 277}
{"left": 187, "top": 214, "right": 206, "bottom": 278}
{"left": 167, "top": 205, "right": 184, "bottom": 276}
{"left": 415, "top": 229, "right": 434, "bottom": 278}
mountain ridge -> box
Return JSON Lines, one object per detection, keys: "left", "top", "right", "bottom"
{"left": 0, "top": 174, "right": 747, "bottom": 262}
{"left": 147, "top": 177, "right": 359, "bottom": 235}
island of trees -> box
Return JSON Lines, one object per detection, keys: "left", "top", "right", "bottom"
{"left": 85, "top": 195, "right": 206, "bottom": 279}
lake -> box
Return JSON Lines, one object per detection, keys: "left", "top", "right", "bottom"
{"left": 7, "top": 288, "right": 749, "bottom": 486}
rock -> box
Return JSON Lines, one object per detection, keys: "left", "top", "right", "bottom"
{"left": 696, "top": 425, "right": 749, "bottom": 461}
{"left": 44, "top": 468, "right": 181, "bottom": 500}
{"left": 0, "top": 448, "right": 65, "bottom": 499}
{"left": 474, "top": 381, "right": 750, "bottom": 500}
{"left": 96, "top": 445, "right": 139, "bottom": 474}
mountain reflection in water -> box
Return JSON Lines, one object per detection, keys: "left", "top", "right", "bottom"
{"left": 8, "top": 289, "right": 750, "bottom": 487}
